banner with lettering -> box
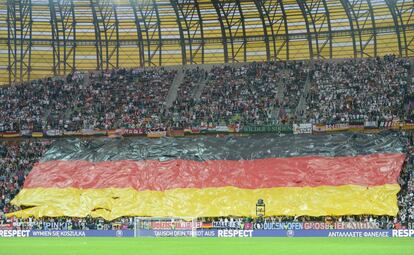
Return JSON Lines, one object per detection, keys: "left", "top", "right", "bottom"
{"left": 293, "top": 123, "right": 312, "bottom": 134}
{"left": 241, "top": 124, "right": 293, "bottom": 134}
{"left": 123, "top": 128, "right": 145, "bottom": 136}
{"left": 2, "top": 229, "right": 413, "bottom": 238}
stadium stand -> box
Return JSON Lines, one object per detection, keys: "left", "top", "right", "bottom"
{"left": 305, "top": 56, "right": 411, "bottom": 124}
{"left": 0, "top": 56, "right": 412, "bottom": 132}
{"left": 186, "top": 62, "right": 286, "bottom": 126}
{"left": 0, "top": 68, "right": 177, "bottom": 131}
{"left": 1, "top": 0, "right": 414, "bottom": 241}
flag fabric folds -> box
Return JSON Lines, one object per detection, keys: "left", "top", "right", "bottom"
{"left": 9, "top": 132, "right": 406, "bottom": 220}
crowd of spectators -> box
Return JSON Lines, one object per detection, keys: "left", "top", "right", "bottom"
{"left": 5, "top": 216, "right": 134, "bottom": 231}
{"left": 0, "top": 56, "right": 412, "bottom": 132}
{"left": 1, "top": 215, "right": 397, "bottom": 231}
{"left": 305, "top": 56, "right": 411, "bottom": 124}
{"left": 0, "top": 68, "right": 176, "bottom": 132}
{"left": 175, "top": 67, "right": 208, "bottom": 104}
{"left": 167, "top": 67, "right": 209, "bottom": 128}
{"left": 195, "top": 62, "right": 282, "bottom": 126}
{"left": 176, "top": 61, "right": 308, "bottom": 127}
{"left": 278, "top": 61, "right": 309, "bottom": 123}
{"left": 0, "top": 214, "right": 406, "bottom": 231}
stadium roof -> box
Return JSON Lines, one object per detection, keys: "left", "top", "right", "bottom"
{"left": 0, "top": 0, "right": 413, "bottom": 85}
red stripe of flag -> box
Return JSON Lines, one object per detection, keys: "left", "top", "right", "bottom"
{"left": 24, "top": 153, "right": 405, "bottom": 191}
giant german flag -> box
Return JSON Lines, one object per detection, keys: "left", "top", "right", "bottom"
{"left": 9, "top": 133, "right": 406, "bottom": 220}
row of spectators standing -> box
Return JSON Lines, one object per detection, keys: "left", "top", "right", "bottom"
{"left": 0, "top": 215, "right": 396, "bottom": 231}
{"left": 1, "top": 56, "right": 411, "bottom": 132}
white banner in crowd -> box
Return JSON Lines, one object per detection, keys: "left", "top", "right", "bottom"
{"left": 293, "top": 124, "right": 313, "bottom": 135}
